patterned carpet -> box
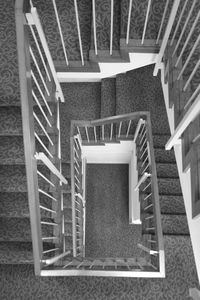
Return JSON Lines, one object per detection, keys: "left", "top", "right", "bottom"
{"left": 85, "top": 164, "right": 142, "bottom": 258}
{"left": 0, "top": 0, "right": 199, "bottom": 299}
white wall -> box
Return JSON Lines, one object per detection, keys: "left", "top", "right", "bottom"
{"left": 81, "top": 140, "right": 134, "bottom": 164}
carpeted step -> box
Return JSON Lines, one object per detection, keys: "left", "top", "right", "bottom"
{"left": 90, "top": 0, "right": 120, "bottom": 51}
{"left": 161, "top": 214, "right": 189, "bottom": 235}
{"left": 153, "top": 134, "right": 171, "bottom": 148}
{"left": 0, "top": 106, "right": 56, "bottom": 137}
{"left": 100, "top": 78, "right": 116, "bottom": 118}
{"left": 143, "top": 213, "right": 189, "bottom": 235}
{"left": 156, "top": 163, "right": 179, "bottom": 178}
{"left": 159, "top": 195, "right": 186, "bottom": 214}
{"left": 116, "top": 66, "right": 170, "bottom": 135}
{"left": 33, "top": 0, "right": 92, "bottom": 62}
{"left": 0, "top": 192, "right": 56, "bottom": 219}
{"left": 60, "top": 82, "right": 101, "bottom": 161}
{"left": 0, "top": 242, "right": 33, "bottom": 264}
{"left": 145, "top": 194, "right": 185, "bottom": 215}
{"left": 64, "top": 208, "right": 72, "bottom": 221}
{"left": 62, "top": 162, "right": 71, "bottom": 180}
{"left": 0, "top": 165, "right": 55, "bottom": 193}
{"left": 154, "top": 148, "right": 176, "bottom": 163}
{"left": 158, "top": 178, "right": 182, "bottom": 195}
{"left": 120, "top": 0, "right": 166, "bottom": 40}
{"left": 0, "top": 217, "right": 55, "bottom": 242}
{"left": 63, "top": 193, "right": 72, "bottom": 209}
{"left": 0, "top": 136, "right": 25, "bottom": 164}
{"left": 64, "top": 221, "right": 73, "bottom": 237}
{"left": 0, "top": 106, "right": 23, "bottom": 136}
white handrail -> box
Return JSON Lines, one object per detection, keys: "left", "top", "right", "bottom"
{"left": 153, "top": 0, "right": 181, "bottom": 76}
{"left": 165, "top": 93, "right": 200, "bottom": 150}
{"left": 134, "top": 172, "right": 151, "bottom": 191}
{"left": 35, "top": 152, "right": 68, "bottom": 184}
{"left": 29, "top": 7, "right": 65, "bottom": 102}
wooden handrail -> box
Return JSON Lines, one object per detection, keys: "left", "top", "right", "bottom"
{"left": 91, "top": 112, "right": 149, "bottom": 126}
{"left": 15, "top": 0, "right": 43, "bottom": 275}
{"left": 145, "top": 114, "right": 165, "bottom": 273}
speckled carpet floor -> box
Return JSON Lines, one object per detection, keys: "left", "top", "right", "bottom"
{"left": 85, "top": 164, "right": 142, "bottom": 258}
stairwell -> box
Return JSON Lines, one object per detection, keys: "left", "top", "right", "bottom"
{"left": 1, "top": 0, "right": 200, "bottom": 298}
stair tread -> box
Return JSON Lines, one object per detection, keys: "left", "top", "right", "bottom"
{"left": 116, "top": 66, "right": 171, "bottom": 135}
{"left": 101, "top": 78, "right": 116, "bottom": 119}
{"left": 0, "top": 242, "right": 33, "bottom": 264}
{"left": 154, "top": 148, "right": 176, "bottom": 163}
{"left": 34, "top": 0, "right": 91, "bottom": 61}
{"left": 0, "top": 217, "right": 54, "bottom": 242}
{"left": 120, "top": 0, "right": 166, "bottom": 40}
{"left": 90, "top": 0, "right": 120, "bottom": 51}
{"left": 157, "top": 177, "right": 182, "bottom": 196}
{"left": 156, "top": 162, "right": 179, "bottom": 178}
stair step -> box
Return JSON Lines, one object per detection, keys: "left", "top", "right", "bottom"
{"left": 0, "top": 106, "right": 58, "bottom": 136}
{"left": 101, "top": 78, "right": 116, "bottom": 119}
{"left": 115, "top": 66, "right": 170, "bottom": 135}
{"left": 63, "top": 193, "right": 72, "bottom": 208}
{"left": 160, "top": 195, "right": 185, "bottom": 214}
{"left": 143, "top": 214, "right": 189, "bottom": 235}
{"left": 0, "top": 165, "right": 55, "bottom": 193}
{"left": 154, "top": 148, "right": 176, "bottom": 163}
{"left": 0, "top": 217, "right": 55, "bottom": 242}
{"left": 0, "top": 192, "right": 59, "bottom": 218}
{"left": 62, "top": 162, "right": 70, "bottom": 179}
{"left": 0, "top": 242, "right": 33, "bottom": 264}
{"left": 158, "top": 178, "right": 182, "bottom": 196}
{"left": 89, "top": 50, "right": 129, "bottom": 62}
{"left": 0, "top": 106, "right": 23, "bottom": 135}
{"left": 0, "top": 135, "right": 52, "bottom": 165}
{"left": 90, "top": 0, "right": 120, "bottom": 51}
{"left": 156, "top": 163, "right": 179, "bottom": 178}
{"left": 64, "top": 223, "right": 72, "bottom": 236}
{"left": 64, "top": 208, "right": 72, "bottom": 221}
{"left": 161, "top": 214, "right": 189, "bottom": 235}
{"left": 35, "top": 0, "right": 91, "bottom": 61}
{"left": 120, "top": 0, "right": 166, "bottom": 40}
{"left": 153, "top": 134, "right": 170, "bottom": 148}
